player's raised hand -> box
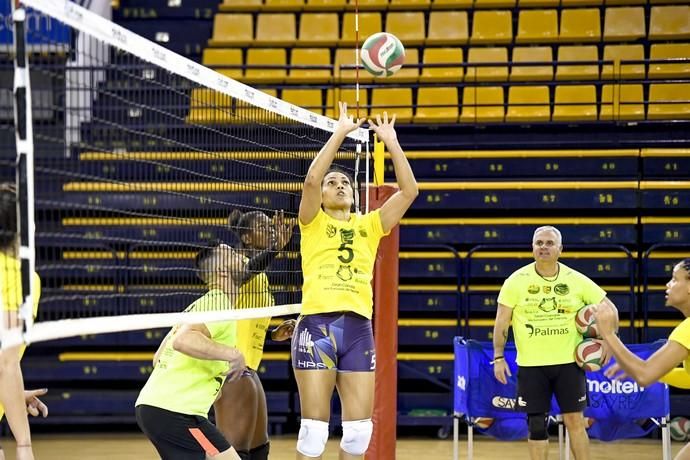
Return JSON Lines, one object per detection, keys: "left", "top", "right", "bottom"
{"left": 271, "top": 319, "right": 296, "bottom": 341}
{"left": 272, "top": 210, "right": 295, "bottom": 250}
{"left": 368, "top": 111, "right": 398, "bottom": 145}
{"left": 24, "top": 388, "right": 48, "bottom": 417}
{"left": 336, "top": 101, "right": 366, "bottom": 135}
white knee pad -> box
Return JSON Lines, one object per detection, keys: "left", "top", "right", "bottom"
{"left": 340, "top": 419, "right": 373, "bottom": 456}
{"left": 296, "top": 418, "right": 329, "bottom": 458}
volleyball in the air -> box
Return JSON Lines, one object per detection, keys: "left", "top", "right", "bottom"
{"left": 574, "top": 338, "right": 603, "bottom": 372}
{"left": 670, "top": 416, "right": 690, "bottom": 441}
{"left": 360, "top": 32, "right": 405, "bottom": 77}
{"left": 575, "top": 304, "right": 600, "bottom": 338}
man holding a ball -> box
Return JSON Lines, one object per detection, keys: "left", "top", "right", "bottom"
{"left": 492, "top": 225, "right": 618, "bottom": 460}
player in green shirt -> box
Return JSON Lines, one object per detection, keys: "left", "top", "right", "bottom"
{"left": 135, "top": 242, "right": 247, "bottom": 460}
{"left": 492, "top": 226, "right": 617, "bottom": 460}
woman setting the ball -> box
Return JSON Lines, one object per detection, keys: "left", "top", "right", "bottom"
{"left": 596, "top": 258, "right": 690, "bottom": 459}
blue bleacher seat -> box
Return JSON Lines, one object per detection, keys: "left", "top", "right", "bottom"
{"left": 399, "top": 287, "right": 459, "bottom": 313}
{"left": 642, "top": 218, "right": 690, "bottom": 244}
{"left": 116, "top": 20, "right": 213, "bottom": 56}
{"left": 115, "top": 0, "right": 221, "bottom": 20}
{"left": 641, "top": 183, "right": 690, "bottom": 209}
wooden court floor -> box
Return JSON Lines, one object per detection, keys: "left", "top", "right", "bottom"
{"left": 0, "top": 434, "right": 684, "bottom": 459}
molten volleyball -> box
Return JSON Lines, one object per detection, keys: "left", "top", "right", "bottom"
{"left": 575, "top": 304, "right": 600, "bottom": 338}
{"left": 360, "top": 32, "right": 405, "bottom": 77}
{"left": 575, "top": 338, "right": 603, "bottom": 372}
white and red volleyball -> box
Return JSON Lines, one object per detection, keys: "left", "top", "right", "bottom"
{"left": 574, "top": 338, "right": 604, "bottom": 372}
{"left": 473, "top": 417, "right": 494, "bottom": 430}
{"left": 575, "top": 304, "right": 600, "bottom": 338}
{"left": 670, "top": 417, "right": 690, "bottom": 441}
{"left": 360, "top": 32, "right": 405, "bottom": 77}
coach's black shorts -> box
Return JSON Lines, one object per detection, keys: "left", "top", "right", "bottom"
{"left": 516, "top": 362, "right": 587, "bottom": 414}
{"left": 136, "top": 404, "right": 231, "bottom": 459}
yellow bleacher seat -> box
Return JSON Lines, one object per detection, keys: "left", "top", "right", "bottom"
{"left": 516, "top": 9, "right": 558, "bottom": 44}
{"left": 506, "top": 86, "right": 551, "bottom": 122}
{"left": 208, "top": 15, "right": 253, "bottom": 47}
{"left": 559, "top": 9, "right": 601, "bottom": 42}
{"left": 556, "top": 46, "right": 599, "bottom": 80}
{"left": 305, "top": 0, "right": 346, "bottom": 10}
{"left": 413, "top": 88, "right": 459, "bottom": 123}
{"left": 244, "top": 48, "right": 288, "bottom": 83}
{"left": 420, "top": 47, "right": 463, "bottom": 83}
{"left": 432, "top": 0, "right": 472, "bottom": 7}
{"left": 606, "top": 0, "right": 644, "bottom": 5}
{"left": 552, "top": 85, "right": 597, "bottom": 121}
{"left": 560, "top": 0, "right": 602, "bottom": 5}
{"left": 281, "top": 89, "right": 323, "bottom": 114}
{"left": 325, "top": 88, "right": 369, "bottom": 118}
{"left": 649, "top": 44, "right": 690, "bottom": 79}
{"left": 648, "top": 84, "right": 690, "bottom": 120}
{"left": 650, "top": 0, "right": 690, "bottom": 3}
{"left": 473, "top": 0, "right": 516, "bottom": 8}
{"left": 649, "top": 6, "right": 690, "bottom": 40}
{"left": 289, "top": 48, "right": 332, "bottom": 84}
{"left": 386, "top": 12, "right": 426, "bottom": 47}
{"left": 518, "top": 0, "right": 558, "bottom": 6}
{"left": 470, "top": 10, "right": 513, "bottom": 45}
{"left": 219, "top": 0, "right": 262, "bottom": 12}
{"left": 202, "top": 49, "right": 243, "bottom": 79}
{"left": 255, "top": 14, "right": 296, "bottom": 46}
{"left": 601, "top": 45, "right": 645, "bottom": 80}
{"left": 604, "top": 7, "right": 645, "bottom": 42}
{"left": 371, "top": 88, "right": 414, "bottom": 123}
{"left": 334, "top": 48, "right": 374, "bottom": 83}
{"left": 414, "top": 87, "right": 459, "bottom": 123}
{"left": 347, "top": 0, "right": 389, "bottom": 10}
{"left": 389, "top": 0, "right": 431, "bottom": 9}
{"left": 465, "top": 47, "right": 508, "bottom": 82}
{"left": 263, "top": 0, "right": 304, "bottom": 10}
{"left": 426, "top": 11, "right": 468, "bottom": 46}
{"left": 460, "top": 87, "right": 505, "bottom": 123}
{"left": 342, "top": 13, "right": 382, "bottom": 47}
{"left": 378, "top": 49, "right": 419, "bottom": 83}
{"left": 510, "top": 46, "right": 553, "bottom": 81}
{"left": 298, "top": 13, "right": 339, "bottom": 46}
{"left": 187, "top": 88, "right": 233, "bottom": 124}
{"left": 600, "top": 84, "right": 644, "bottom": 121}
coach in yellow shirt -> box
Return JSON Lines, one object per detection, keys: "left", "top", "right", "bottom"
{"left": 291, "top": 103, "right": 418, "bottom": 460}
{"left": 596, "top": 258, "right": 690, "bottom": 460}
{"left": 493, "top": 225, "right": 617, "bottom": 460}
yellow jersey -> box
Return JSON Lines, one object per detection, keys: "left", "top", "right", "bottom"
{"left": 0, "top": 251, "right": 41, "bottom": 420}
{"left": 668, "top": 318, "right": 690, "bottom": 378}
{"left": 235, "top": 271, "right": 274, "bottom": 371}
{"left": 497, "top": 262, "right": 606, "bottom": 367}
{"left": 299, "top": 208, "right": 388, "bottom": 319}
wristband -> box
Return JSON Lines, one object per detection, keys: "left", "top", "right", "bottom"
{"left": 490, "top": 356, "right": 505, "bottom": 365}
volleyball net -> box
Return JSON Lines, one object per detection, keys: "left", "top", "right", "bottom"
{"left": 2, "top": 0, "right": 370, "bottom": 348}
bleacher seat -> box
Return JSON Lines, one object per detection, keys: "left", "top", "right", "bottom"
{"left": 341, "top": 13, "right": 381, "bottom": 46}
{"left": 460, "top": 87, "right": 505, "bottom": 123}
{"left": 244, "top": 48, "right": 287, "bottom": 83}
{"left": 560, "top": 0, "right": 602, "bottom": 6}
{"left": 601, "top": 45, "right": 645, "bottom": 80}
{"left": 519, "top": 0, "right": 558, "bottom": 6}
{"left": 289, "top": 48, "right": 331, "bottom": 84}
{"left": 385, "top": 49, "right": 419, "bottom": 83}
{"left": 389, "top": 0, "right": 432, "bottom": 8}
{"left": 263, "top": 0, "right": 305, "bottom": 10}
{"left": 425, "top": 11, "right": 468, "bottom": 46}
{"left": 474, "top": 0, "right": 516, "bottom": 8}
{"left": 649, "top": 6, "right": 690, "bottom": 40}
{"left": 465, "top": 47, "right": 508, "bottom": 82}
{"left": 348, "top": 0, "right": 389, "bottom": 9}
{"left": 552, "top": 85, "right": 597, "bottom": 122}
{"left": 420, "top": 48, "right": 464, "bottom": 83}
{"left": 281, "top": 89, "right": 323, "bottom": 114}
{"left": 559, "top": 9, "right": 601, "bottom": 42}
{"left": 187, "top": 88, "right": 233, "bottom": 124}
{"left": 220, "top": 0, "right": 262, "bottom": 11}
{"left": 600, "top": 84, "right": 645, "bottom": 121}
{"left": 325, "top": 88, "right": 369, "bottom": 118}
{"left": 298, "top": 13, "right": 338, "bottom": 46}
{"left": 334, "top": 48, "right": 374, "bottom": 83}
{"left": 470, "top": 10, "right": 512, "bottom": 45}
{"left": 641, "top": 148, "right": 690, "bottom": 179}
{"left": 202, "top": 49, "right": 243, "bottom": 79}
{"left": 306, "top": 0, "right": 347, "bottom": 9}
{"left": 649, "top": 44, "right": 690, "bottom": 79}
{"left": 506, "top": 86, "right": 551, "bottom": 122}
{"left": 556, "top": 46, "right": 599, "bottom": 80}
{"left": 371, "top": 88, "right": 414, "bottom": 123}
{"left": 386, "top": 12, "right": 426, "bottom": 47}
{"left": 414, "top": 88, "right": 459, "bottom": 124}
{"left": 255, "top": 14, "right": 296, "bottom": 46}
{"left": 515, "top": 9, "right": 558, "bottom": 44}
{"left": 510, "top": 46, "right": 553, "bottom": 81}
{"left": 648, "top": 84, "right": 690, "bottom": 120}
{"left": 208, "top": 14, "right": 253, "bottom": 47}
{"left": 603, "top": 7, "right": 646, "bottom": 42}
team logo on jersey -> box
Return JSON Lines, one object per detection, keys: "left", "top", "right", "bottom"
{"left": 528, "top": 285, "right": 540, "bottom": 294}
{"left": 526, "top": 323, "right": 569, "bottom": 337}
{"left": 297, "top": 329, "right": 314, "bottom": 354}
{"left": 543, "top": 286, "right": 552, "bottom": 294}
{"left": 538, "top": 297, "right": 557, "bottom": 312}
{"left": 554, "top": 283, "right": 570, "bottom": 295}
{"left": 359, "top": 227, "right": 368, "bottom": 237}
{"left": 326, "top": 224, "right": 337, "bottom": 238}
{"left": 336, "top": 264, "right": 353, "bottom": 281}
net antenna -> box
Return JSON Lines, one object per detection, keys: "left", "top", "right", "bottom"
{"left": 5, "top": 0, "right": 370, "bottom": 349}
